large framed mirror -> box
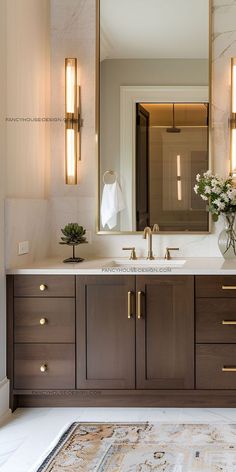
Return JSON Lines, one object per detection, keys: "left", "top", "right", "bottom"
{"left": 96, "top": 0, "right": 211, "bottom": 234}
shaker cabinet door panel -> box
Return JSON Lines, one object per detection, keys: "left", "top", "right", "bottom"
{"left": 136, "top": 276, "right": 194, "bottom": 389}
{"left": 76, "top": 276, "right": 136, "bottom": 389}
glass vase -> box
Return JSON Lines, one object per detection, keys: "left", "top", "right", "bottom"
{"left": 218, "top": 213, "right": 236, "bottom": 258}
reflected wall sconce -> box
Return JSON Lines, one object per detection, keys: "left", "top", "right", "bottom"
{"left": 176, "top": 154, "right": 182, "bottom": 201}
{"left": 65, "top": 58, "right": 81, "bottom": 185}
{"left": 230, "top": 58, "right": 236, "bottom": 181}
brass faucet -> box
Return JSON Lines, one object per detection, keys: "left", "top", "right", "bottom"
{"left": 143, "top": 224, "right": 159, "bottom": 260}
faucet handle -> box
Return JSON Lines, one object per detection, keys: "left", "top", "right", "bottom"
{"left": 164, "top": 247, "right": 179, "bottom": 260}
{"left": 152, "top": 223, "right": 159, "bottom": 233}
{"left": 122, "top": 247, "right": 137, "bottom": 260}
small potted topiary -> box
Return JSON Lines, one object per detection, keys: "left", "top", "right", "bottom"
{"left": 59, "top": 223, "right": 87, "bottom": 263}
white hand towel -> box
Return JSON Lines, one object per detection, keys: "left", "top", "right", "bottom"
{"left": 101, "top": 181, "right": 125, "bottom": 229}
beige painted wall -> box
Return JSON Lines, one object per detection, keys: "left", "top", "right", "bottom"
{"left": 3, "top": 0, "right": 52, "bottom": 272}
{"left": 0, "top": 0, "right": 6, "bottom": 384}
{"left": 6, "top": 0, "right": 51, "bottom": 199}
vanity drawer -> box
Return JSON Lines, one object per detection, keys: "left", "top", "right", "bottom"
{"left": 14, "top": 275, "right": 75, "bottom": 298}
{"left": 14, "top": 344, "right": 75, "bottom": 390}
{"left": 196, "top": 299, "right": 236, "bottom": 343}
{"left": 196, "top": 344, "right": 236, "bottom": 389}
{"left": 14, "top": 298, "right": 75, "bottom": 343}
{"left": 196, "top": 276, "right": 236, "bottom": 298}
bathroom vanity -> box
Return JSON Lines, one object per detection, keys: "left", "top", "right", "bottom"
{"left": 7, "top": 258, "right": 236, "bottom": 409}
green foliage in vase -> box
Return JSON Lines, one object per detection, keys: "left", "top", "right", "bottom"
{"left": 59, "top": 223, "right": 87, "bottom": 246}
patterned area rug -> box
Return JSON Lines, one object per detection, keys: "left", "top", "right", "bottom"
{"left": 37, "top": 422, "right": 236, "bottom": 471}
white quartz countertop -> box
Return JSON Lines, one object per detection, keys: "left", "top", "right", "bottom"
{"left": 6, "top": 257, "right": 236, "bottom": 275}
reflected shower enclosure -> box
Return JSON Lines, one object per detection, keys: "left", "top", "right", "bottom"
{"left": 136, "top": 102, "right": 209, "bottom": 231}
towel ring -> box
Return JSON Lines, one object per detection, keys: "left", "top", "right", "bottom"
{"left": 103, "top": 170, "right": 118, "bottom": 184}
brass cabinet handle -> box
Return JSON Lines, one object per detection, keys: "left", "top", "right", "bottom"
{"left": 222, "top": 286, "right": 236, "bottom": 290}
{"left": 39, "top": 317, "right": 47, "bottom": 325}
{"left": 39, "top": 284, "right": 47, "bottom": 292}
{"left": 222, "top": 320, "right": 236, "bottom": 325}
{"left": 127, "top": 291, "right": 133, "bottom": 319}
{"left": 222, "top": 366, "right": 236, "bottom": 372}
{"left": 40, "top": 364, "right": 48, "bottom": 373}
{"left": 137, "top": 291, "right": 143, "bottom": 319}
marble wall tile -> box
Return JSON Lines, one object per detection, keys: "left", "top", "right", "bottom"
{"left": 5, "top": 199, "right": 50, "bottom": 269}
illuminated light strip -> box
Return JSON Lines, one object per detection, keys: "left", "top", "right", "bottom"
{"left": 177, "top": 154, "right": 182, "bottom": 201}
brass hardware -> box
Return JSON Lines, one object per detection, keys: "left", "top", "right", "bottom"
{"left": 222, "top": 366, "right": 236, "bottom": 372}
{"left": 103, "top": 170, "right": 117, "bottom": 184}
{"left": 40, "top": 364, "right": 48, "bottom": 373}
{"left": 222, "top": 320, "right": 236, "bottom": 325}
{"left": 222, "top": 285, "right": 236, "bottom": 290}
{"left": 122, "top": 247, "right": 137, "bottom": 260}
{"left": 137, "top": 291, "right": 142, "bottom": 319}
{"left": 152, "top": 223, "right": 159, "bottom": 233}
{"left": 127, "top": 291, "right": 133, "bottom": 319}
{"left": 143, "top": 227, "right": 154, "bottom": 260}
{"left": 164, "top": 247, "right": 179, "bottom": 260}
{"left": 40, "top": 318, "right": 47, "bottom": 326}
{"left": 39, "top": 284, "right": 47, "bottom": 292}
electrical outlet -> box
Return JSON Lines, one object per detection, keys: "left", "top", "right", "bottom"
{"left": 18, "top": 241, "right": 29, "bottom": 255}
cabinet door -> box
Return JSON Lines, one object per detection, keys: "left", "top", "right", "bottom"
{"left": 136, "top": 276, "right": 194, "bottom": 389}
{"left": 76, "top": 276, "right": 135, "bottom": 389}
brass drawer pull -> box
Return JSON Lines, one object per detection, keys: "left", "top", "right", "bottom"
{"left": 222, "top": 366, "right": 236, "bottom": 372}
{"left": 222, "top": 285, "right": 236, "bottom": 290}
{"left": 40, "top": 364, "right": 48, "bottom": 373}
{"left": 222, "top": 320, "right": 236, "bottom": 325}
{"left": 39, "top": 317, "right": 47, "bottom": 325}
{"left": 127, "top": 291, "right": 133, "bottom": 319}
{"left": 39, "top": 284, "right": 47, "bottom": 292}
{"left": 137, "top": 291, "right": 143, "bottom": 319}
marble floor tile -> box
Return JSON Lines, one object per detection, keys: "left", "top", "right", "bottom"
{"left": 0, "top": 408, "right": 236, "bottom": 472}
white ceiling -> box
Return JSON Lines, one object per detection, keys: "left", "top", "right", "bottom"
{"left": 100, "top": 0, "right": 209, "bottom": 61}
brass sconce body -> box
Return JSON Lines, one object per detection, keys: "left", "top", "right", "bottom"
{"left": 65, "top": 58, "right": 81, "bottom": 185}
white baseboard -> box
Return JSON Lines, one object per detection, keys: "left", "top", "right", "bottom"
{"left": 0, "top": 377, "right": 10, "bottom": 418}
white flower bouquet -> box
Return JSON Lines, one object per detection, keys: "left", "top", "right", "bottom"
{"left": 194, "top": 170, "right": 236, "bottom": 222}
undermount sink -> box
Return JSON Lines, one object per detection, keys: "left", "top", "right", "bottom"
{"left": 104, "top": 258, "right": 186, "bottom": 268}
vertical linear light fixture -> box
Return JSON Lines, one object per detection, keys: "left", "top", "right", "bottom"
{"left": 230, "top": 58, "right": 236, "bottom": 182}
{"left": 176, "top": 154, "right": 182, "bottom": 201}
{"left": 65, "top": 58, "right": 81, "bottom": 185}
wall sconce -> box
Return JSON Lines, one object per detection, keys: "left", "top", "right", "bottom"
{"left": 230, "top": 58, "right": 236, "bottom": 181}
{"left": 65, "top": 58, "right": 81, "bottom": 185}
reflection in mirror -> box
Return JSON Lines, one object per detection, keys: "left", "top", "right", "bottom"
{"left": 136, "top": 102, "right": 209, "bottom": 231}
{"left": 98, "top": 0, "right": 210, "bottom": 233}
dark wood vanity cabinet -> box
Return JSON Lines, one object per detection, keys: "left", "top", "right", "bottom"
{"left": 76, "top": 275, "right": 194, "bottom": 391}
{"left": 135, "top": 276, "right": 194, "bottom": 389}
{"left": 196, "top": 276, "right": 236, "bottom": 391}
{"left": 7, "top": 273, "right": 236, "bottom": 408}
{"left": 76, "top": 275, "right": 136, "bottom": 389}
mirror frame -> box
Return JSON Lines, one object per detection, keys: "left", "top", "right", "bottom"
{"left": 96, "top": 0, "right": 212, "bottom": 235}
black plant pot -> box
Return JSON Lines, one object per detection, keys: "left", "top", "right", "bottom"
{"left": 63, "top": 244, "right": 84, "bottom": 263}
